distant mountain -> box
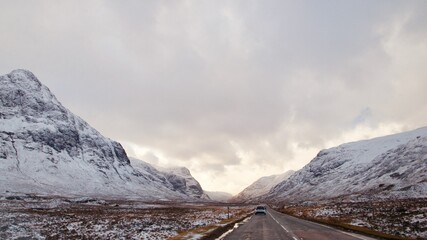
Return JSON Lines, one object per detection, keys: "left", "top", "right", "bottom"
{"left": 231, "top": 170, "right": 295, "bottom": 202}
{"left": 0, "top": 69, "right": 206, "bottom": 200}
{"left": 205, "top": 191, "right": 232, "bottom": 202}
{"left": 265, "top": 127, "right": 427, "bottom": 202}
{"left": 130, "top": 158, "right": 209, "bottom": 200}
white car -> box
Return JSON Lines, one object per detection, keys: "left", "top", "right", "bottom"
{"left": 254, "top": 206, "right": 267, "bottom": 215}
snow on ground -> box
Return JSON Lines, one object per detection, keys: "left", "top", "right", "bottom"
{"left": 0, "top": 195, "right": 250, "bottom": 239}
{"left": 279, "top": 198, "right": 427, "bottom": 239}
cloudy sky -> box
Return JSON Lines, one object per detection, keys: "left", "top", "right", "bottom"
{"left": 1, "top": 1, "right": 427, "bottom": 194}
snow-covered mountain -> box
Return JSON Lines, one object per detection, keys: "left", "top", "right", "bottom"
{"left": 0, "top": 69, "right": 206, "bottom": 200}
{"left": 130, "top": 158, "right": 209, "bottom": 199}
{"left": 231, "top": 170, "right": 295, "bottom": 202}
{"left": 266, "top": 127, "right": 427, "bottom": 202}
{"left": 163, "top": 167, "right": 210, "bottom": 199}
{"left": 205, "top": 191, "right": 232, "bottom": 202}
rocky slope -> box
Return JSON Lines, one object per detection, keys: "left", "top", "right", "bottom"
{"left": 266, "top": 127, "right": 427, "bottom": 202}
{"left": 163, "top": 167, "right": 210, "bottom": 199}
{"left": 130, "top": 158, "right": 209, "bottom": 199}
{"left": 231, "top": 170, "right": 295, "bottom": 202}
{"left": 204, "top": 191, "right": 233, "bottom": 202}
{"left": 0, "top": 69, "right": 206, "bottom": 200}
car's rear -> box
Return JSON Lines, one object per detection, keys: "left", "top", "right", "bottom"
{"left": 254, "top": 206, "right": 267, "bottom": 215}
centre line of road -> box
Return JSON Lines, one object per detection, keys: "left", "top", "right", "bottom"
{"left": 268, "top": 212, "right": 289, "bottom": 232}
{"left": 268, "top": 212, "right": 300, "bottom": 240}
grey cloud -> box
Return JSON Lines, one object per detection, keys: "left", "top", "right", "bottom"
{"left": 141, "top": 152, "right": 160, "bottom": 166}
{"left": 1, "top": 0, "right": 427, "bottom": 193}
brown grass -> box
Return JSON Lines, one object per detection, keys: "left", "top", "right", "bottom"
{"left": 169, "top": 210, "right": 253, "bottom": 240}
{"left": 0, "top": 196, "right": 252, "bottom": 239}
{"left": 276, "top": 198, "right": 427, "bottom": 240}
{"left": 304, "top": 217, "right": 410, "bottom": 240}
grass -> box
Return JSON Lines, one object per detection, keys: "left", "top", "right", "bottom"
{"left": 276, "top": 198, "right": 427, "bottom": 240}
{"left": 169, "top": 225, "right": 219, "bottom": 240}
{"left": 169, "top": 212, "right": 253, "bottom": 240}
{"left": 0, "top": 196, "right": 253, "bottom": 240}
{"left": 201, "top": 213, "right": 253, "bottom": 240}
{"left": 304, "top": 217, "right": 411, "bottom": 240}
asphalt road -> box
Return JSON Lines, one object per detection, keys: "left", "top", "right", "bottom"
{"left": 224, "top": 207, "right": 376, "bottom": 240}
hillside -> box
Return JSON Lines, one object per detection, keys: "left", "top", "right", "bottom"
{"left": 266, "top": 127, "right": 427, "bottom": 202}
{"left": 204, "top": 191, "right": 233, "bottom": 202}
{"left": 0, "top": 69, "right": 206, "bottom": 200}
{"left": 231, "top": 170, "right": 295, "bottom": 202}
{"left": 130, "top": 158, "right": 209, "bottom": 199}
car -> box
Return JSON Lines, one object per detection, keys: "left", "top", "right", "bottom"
{"left": 254, "top": 206, "right": 267, "bottom": 215}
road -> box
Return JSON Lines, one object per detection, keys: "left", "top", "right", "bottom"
{"left": 224, "top": 207, "right": 376, "bottom": 240}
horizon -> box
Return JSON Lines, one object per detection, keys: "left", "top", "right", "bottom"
{"left": 1, "top": 1, "right": 427, "bottom": 195}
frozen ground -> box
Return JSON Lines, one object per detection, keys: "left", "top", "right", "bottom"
{"left": 278, "top": 198, "right": 427, "bottom": 239}
{"left": 0, "top": 194, "right": 251, "bottom": 239}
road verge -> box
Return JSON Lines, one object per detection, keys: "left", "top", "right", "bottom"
{"left": 200, "top": 213, "right": 252, "bottom": 240}
{"left": 274, "top": 208, "right": 410, "bottom": 240}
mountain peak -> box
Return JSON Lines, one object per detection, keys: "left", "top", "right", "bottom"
{"left": 0, "top": 70, "right": 207, "bottom": 201}
{"left": 6, "top": 69, "right": 43, "bottom": 90}
{"left": 231, "top": 170, "right": 295, "bottom": 202}
{"left": 266, "top": 127, "right": 427, "bottom": 202}
{"left": 1, "top": 69, "right": 62, "bottom": 122}
{"left": 169, "top": 167, "right": 191, "bottom": 176}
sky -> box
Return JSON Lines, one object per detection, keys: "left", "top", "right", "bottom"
{"left": 1, "top": 1, "right": 427, "bottom": 195}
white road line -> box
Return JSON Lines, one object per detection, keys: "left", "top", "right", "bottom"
{"left": 268, "top": 212, "right": 300, "bottom": 240}
{"left": 282, "top": 213, "right": 374, "bottom": 240}
{"left": 309, "top": 221, "right": 373, "bottom": 240}
{"left": 268, "top": 212, "right": 289, "bottom": 232}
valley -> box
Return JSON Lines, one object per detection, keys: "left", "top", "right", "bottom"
{"left": 1, "top": 70, "right": 426, "bottom": 239}
{"left": 0, "top": 194, "right": 251, "bottom": 239}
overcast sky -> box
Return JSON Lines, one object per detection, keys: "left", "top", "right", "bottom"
{"left": 1, "top": 1, "right": 427, "bottom": 194}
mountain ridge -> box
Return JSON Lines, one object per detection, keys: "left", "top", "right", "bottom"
{"left": 129, "top": 158, "right": 209, "bottom": 200}
{"left": 0, "top": 69, "right": 207, "bottom": 201}
{"left": 264, "top": 126, "right": 427, "bottom": 202}
{"left": 231, "top": 170, "right": 295, "bottom": 202}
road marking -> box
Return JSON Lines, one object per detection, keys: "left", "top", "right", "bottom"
{"left": 284, "top": 213, "right": 374, "bottom": 240}
{"left": 268, "top": 212, "right": 289, "bottom": 232}
{"left": 268, "top": 212, "right": 300, "bottom": 240}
